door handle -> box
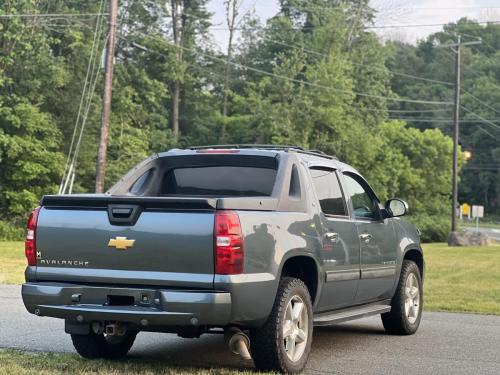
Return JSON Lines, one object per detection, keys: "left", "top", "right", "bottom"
{"left": 325, "top": 232, "right": 339, "bottom": 243}
{"left": 359, "top": 233, "right": 372, "bottom": 243}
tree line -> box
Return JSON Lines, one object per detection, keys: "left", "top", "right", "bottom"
{"left": 1, "top": 0, "right": 498, "bottom": 241}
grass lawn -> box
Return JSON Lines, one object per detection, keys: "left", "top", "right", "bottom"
{"left": 0, "top": 349, "right": 255, "bottom": 375}
{"left": 1, "top": 241, "right": 499, "bottom": 314}
{"left": 422, "top": 243, "right": 500, "bottom": 315}
{"left": 0, "top": 242, "right": 25, "bottom": 285}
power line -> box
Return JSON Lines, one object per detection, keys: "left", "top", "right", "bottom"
{"left": 206, "top": 20, "right": 500, "bottom": 31}
{"left": 0, "top": 13, "right": 108, "bottom": 19}
{"left": 462, "top": 106, "right": 500, "bottom": 132}
{"left": 475, "top": 124, "right": 500, "bottom": 142}
{"left": 366, "top": 21, "right": 500, "bottom": 29}
{"left": 154, "top": 14, "right": 455, "bottom": 88}
{"left": 59, "top": 3, "right": 107, "bottom": 194}
{"left": 462, "top": 90, "right": 500, "bottom": 117}
{"left": 463, "top": 166, "right": 500, "bottom": 170}
{"left": 466, "top": 163, "right": 500, "bottom": 166}
{"left": 125, "top": 36, "right": 453, "bottom": 106}
{"left": 389, "top": 118, "right": 500, "bottom": 123}
{"left": 370, "top": 108, "right": 451, "bottom": 113}
{"left": 411, "top": 6, "right": 500, "bottom": 10}
{"left": 263, "top": 37, "right": 455, "bottom": 86}
{"left": 254, "top": 3, "right": 500, "bottom": 11}
{"left": 390, "top": 116, "right": 500, "bottom": 122}
{"left": 389, "top": 118, "right": 452, "bottom": 123}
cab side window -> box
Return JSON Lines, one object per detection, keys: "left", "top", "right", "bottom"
{"left": 310, "top": 168, "right": 347, "bottom": 217}
{"left": 129, "top": 169, "right": 154, "bottom": 195}
{"left": 343, "top": 173, "right": 380, "bottom": 220}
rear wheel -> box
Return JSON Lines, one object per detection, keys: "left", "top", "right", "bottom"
{"left": 71, "top": 330, "right": 137, "bottom": 359}
{"left": 251, "top": 277, "right": 313, "bottom": 373}
{"left": 382, "top": 259, "right": 423, "bottom": 335}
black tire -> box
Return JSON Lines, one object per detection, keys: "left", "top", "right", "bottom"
{"left": 251, "top": 277, "right": 313, "bottom": 373}
{"left": 71, "top": 330, "right": 137, "bottom": 359}
{"left": 382, "top": 259, "right": 423, "bottom": 335}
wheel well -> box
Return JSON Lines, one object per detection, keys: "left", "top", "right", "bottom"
{"left": 404, "top": 249, "right": 424, "bottom": 278}
{"left": 281, "top": 256, "right": 318, "bottom": 303}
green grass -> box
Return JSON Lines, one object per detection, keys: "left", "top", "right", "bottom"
{"left": 0, "top": 349, "right": 254, "bottom": 375}
{"left": 0, "top": 242, "right": 25, "bottom": 284}
{"left": 422, "top": 243, "right": 500, "bottom": 315}
{"left": 1, "top": 241, "right": 499, "bottom": 314}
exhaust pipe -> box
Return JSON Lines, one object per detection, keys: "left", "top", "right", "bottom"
{"left": 225, "top": 327, "right": 251, "bottom": 360}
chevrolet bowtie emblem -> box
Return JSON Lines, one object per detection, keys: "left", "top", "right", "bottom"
{"left": 108, "top": 237, "right": 135, "bottom": 250}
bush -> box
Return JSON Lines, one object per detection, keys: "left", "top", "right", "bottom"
{"left": 0, "top": 220, "right": 24, "bottom": 241}
{"left": 406, "top": 214, "right": 450, "bottom": 243}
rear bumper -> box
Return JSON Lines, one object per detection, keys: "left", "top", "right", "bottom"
{"left": 22, "top": 282, "right": 231, "bottom": 327}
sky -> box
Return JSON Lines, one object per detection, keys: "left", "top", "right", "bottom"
{"left": 206, "top": 0, "right": 500, "bottom": 50}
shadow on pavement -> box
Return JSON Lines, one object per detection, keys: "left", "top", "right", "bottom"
{"left": 124, "top": 321, "right": 384, "bottom": 372}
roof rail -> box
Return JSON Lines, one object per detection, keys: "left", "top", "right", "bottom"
{"left": 189, "top": 144, "right": 304, "bottom": 151}
{"left": 188, "top": 144, "right": 336, "bottom": 160}
{"left": 291, "top": 149, "right": 336, "bottom": 160}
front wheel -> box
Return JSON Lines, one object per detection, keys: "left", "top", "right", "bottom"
{"left": 71, "top": 330, "right": 137, "bottom": 359}
{"left": 382, "top": 259, "right": 423, "bottom": 335}
{"left": 251, "top": 277, "right": 313, "bottom": 373}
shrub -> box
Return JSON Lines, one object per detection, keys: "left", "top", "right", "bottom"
{"left": 0, "top": 220, "right": 25, "bottom": 241}
{"left": 406, "top": 214, "right": 450, "bottom": 243}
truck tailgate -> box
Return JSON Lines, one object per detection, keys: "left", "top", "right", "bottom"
{"left": 35, "top": 196, "right": 216, "bottom": 289}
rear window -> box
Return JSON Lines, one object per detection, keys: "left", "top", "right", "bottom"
{"left": 162, "top": 166, "right": 276, "bottom": 196}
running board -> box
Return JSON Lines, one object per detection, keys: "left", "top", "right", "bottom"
{"left": 313, "top": 302, "right": 391, "bottom": 326}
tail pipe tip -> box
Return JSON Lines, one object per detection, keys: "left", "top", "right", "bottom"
{"left": 227, "top": 329, "right": 252, "bottom": 360}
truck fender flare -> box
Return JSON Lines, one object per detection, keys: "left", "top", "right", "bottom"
{"left": 391, "top": 244, "right": 424, "bottom": 295}
{"left": 277, "top": 251, "right": 322, "bottom": 306}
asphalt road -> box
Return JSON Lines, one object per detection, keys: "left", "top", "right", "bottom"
{"left": 1, "top": 285, "right": 500, "bottom": 374}
{"left": 463, "top": 226, "right": 500, "bottom": 241}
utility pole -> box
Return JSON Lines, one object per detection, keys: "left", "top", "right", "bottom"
{"left": 437, "top": 36, "right": 481, "bottom": 240}
{"left": 95, "top": 0, "right": 119, "bottom": 193}
{"left": 451, "top": 35, "right": 461, "bottom": 234}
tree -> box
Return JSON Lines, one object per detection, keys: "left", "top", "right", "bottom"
{"left": 388, "top": 19, "right": 500, "bottom": 216}
{"left": 222, "top": 0, "right": 241, "bottom": 120}
{"left": 0, "top": 2, "right": 65, "bottom": 233}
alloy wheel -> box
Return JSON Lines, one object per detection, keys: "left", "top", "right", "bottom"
{"left": 282, "top": 295, "right": 309, "bottom": 362}
{"left": 404, "top": 272, "right": 420, "bottom": 324}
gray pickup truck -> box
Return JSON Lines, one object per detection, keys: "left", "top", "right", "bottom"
{"left": 22, "top": 145, "right": 423, "bottom": 373}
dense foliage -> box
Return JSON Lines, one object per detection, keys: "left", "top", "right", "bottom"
{"left": 1, "top": 1, "right": 497, "bottom": 241}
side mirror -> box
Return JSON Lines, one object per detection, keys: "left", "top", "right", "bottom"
{"left": 386, "top": 199, "right": 408, "bottom": 217}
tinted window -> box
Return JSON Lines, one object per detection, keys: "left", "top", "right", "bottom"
{"left": 343, "top": 174, "right": 379, "bottom": 220}
{"left": 129, "top": 169, "right": 154, "bottom": 195}
{"left": 162, "top": 166, "right": 276, "bottom": 196}
{"left": 310, "top": 168, "right": 347, "bottom": 216}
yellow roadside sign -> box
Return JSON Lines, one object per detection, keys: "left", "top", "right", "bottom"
{"left": 461, "top": 203, "right": 470, "bottom": 215}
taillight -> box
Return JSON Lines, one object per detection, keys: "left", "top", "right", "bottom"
{"left": 25, "top": 207, "right": 41, "bottom": 266}
{"left": 214, "top": 211, "right": 244, "bottom": 275}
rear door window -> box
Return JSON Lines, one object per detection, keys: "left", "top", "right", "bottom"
{"left": 310, "top": 168, "right": 348, "bottom": 216}
{"left": 162, "top": 166, "right": 277, "bottom": 196}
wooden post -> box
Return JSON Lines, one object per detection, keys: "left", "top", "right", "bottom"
{"left": 451, "top": 36, "right": 461, "bottom": 233}
{"left": 95, "top": 0, "right": 119, "bottom": 193}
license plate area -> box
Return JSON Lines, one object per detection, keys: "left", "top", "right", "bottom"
{"left": 107, "top": 295, "right": 135, "bottom": 306}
